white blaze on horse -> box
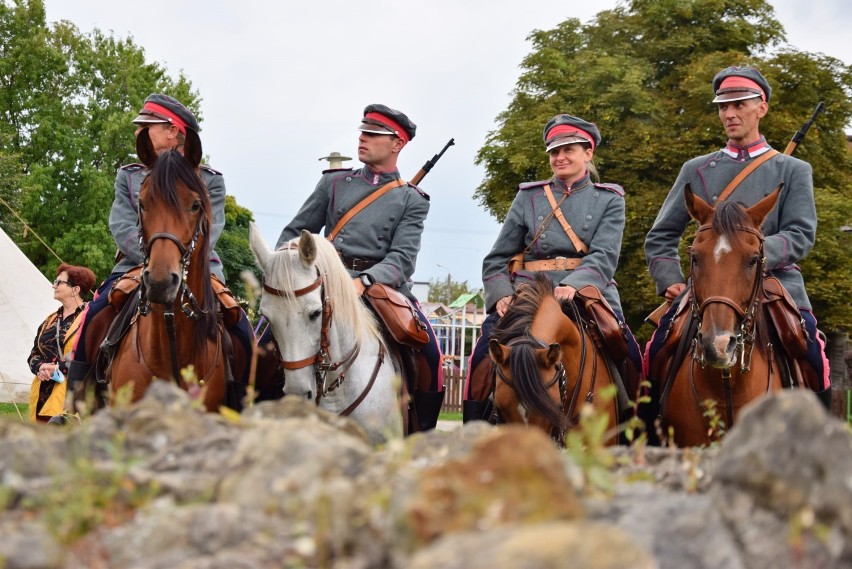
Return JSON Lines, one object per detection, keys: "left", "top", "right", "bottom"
{"left": 249, "top": 224, "right": 403, "bottom": 444}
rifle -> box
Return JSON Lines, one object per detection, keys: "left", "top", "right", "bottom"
{"left": 783, "top": 101, "right": 824, "bottom": 156}
{"left": 410, "top": 138, "right": 455, "bottom": 186}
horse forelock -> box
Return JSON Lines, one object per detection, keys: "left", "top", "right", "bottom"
{"left": 711, "top": 200, "right": 752, "bottom": 249}
{"left": 493, "top": 274, "right": 553, "bottom": 344}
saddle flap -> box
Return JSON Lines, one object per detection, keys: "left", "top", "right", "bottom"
{"left": 762, "top": 275, "right": 808, "bottom": 359}
{"left": 574, "top": 285, "right": 628, "bottom": 360}
{"left": 108, "top": 266, "right": 143, "bottom": 311}
{"left": 364, "top": 283, "right": 429, "bottom": 349}
{"left": 211, "top": 275, "right": 241, "bottom": 328}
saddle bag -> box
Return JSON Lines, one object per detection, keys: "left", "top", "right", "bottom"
{"left": 762, "top": 275, "right": 808, "bottom": 359}
{"left": 363, "top": 283, "right": 430, "bottom": 349}
{"left": 574, "top": 285, "right": 628, "bottom": 361}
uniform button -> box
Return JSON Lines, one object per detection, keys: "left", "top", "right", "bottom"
{"left": 710, "top": 161, "right": 716, "bottom": 167}
{"left": 585, "top": 214, "right": 592, "bottom": 220}
{"left": 537, "top": 215, "right": 544, "bottom": 221}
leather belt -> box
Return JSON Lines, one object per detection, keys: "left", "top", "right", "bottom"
{"left": 339, "top": 255, "right": 379, "bottom": 272}
{"left": 523, "top": 257, "right": 582, "bottom": 271}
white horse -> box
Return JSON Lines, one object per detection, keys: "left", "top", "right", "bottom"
{"left": 249, "top": 224, "right": 403, "bottom": 444}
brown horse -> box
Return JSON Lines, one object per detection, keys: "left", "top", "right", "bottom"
{"left": 487, "top": 275, "right": 621, "bottom": 446}
{"left": 108, "top": 129, "right": 226, "bottom": 410}
{"left": 659, "top": 185, "right": 785, "bottom": 446}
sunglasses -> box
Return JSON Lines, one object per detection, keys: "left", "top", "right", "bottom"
{"left": 53, "top": 279, "right": 71, "bottom": 287}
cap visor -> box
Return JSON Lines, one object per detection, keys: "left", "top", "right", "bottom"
{"left": 132, "top": 113, "right": 170, "bottom": 125}
{"left": 545, "top": 135, "right": 591, "bottom": 152}
{"left": 712, "top": 91, "right": 762, "bottom": 103}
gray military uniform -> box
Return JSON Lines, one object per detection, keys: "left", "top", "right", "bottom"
{"left": 109, "top": 162, "right": 227, "bottom": 281}
{"left": 482, "top": 174, "right": 626, "bottom": 313}
{"left": 644, "top": 141, "right": 815, "bottom": 309}
{"left": 276, "top": 166, "right": 430, "bottom": 300}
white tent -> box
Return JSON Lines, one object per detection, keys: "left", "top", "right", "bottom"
{"left": 0, "top": 226, "right": 59, "bottom": 403}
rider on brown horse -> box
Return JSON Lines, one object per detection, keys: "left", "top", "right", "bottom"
{"left": 67, "top": 94, "right": 254, "bottom": 408}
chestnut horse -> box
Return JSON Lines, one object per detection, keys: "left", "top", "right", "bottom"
{"left": 109, "top": 129, "right": 226, "bottom": 410}
{"left": 659, "top": 185, "right": 785, "bottom": 446}
{"left": 488, "top": 275, "right": 622, "bottom": 446}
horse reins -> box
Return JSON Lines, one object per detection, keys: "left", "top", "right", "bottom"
{"left": 262, "top": 249, "right": 381, "bottom": 412}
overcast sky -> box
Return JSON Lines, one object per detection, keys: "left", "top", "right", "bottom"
{"left": 41, "top": 1, "right": 851, "bottom": 288}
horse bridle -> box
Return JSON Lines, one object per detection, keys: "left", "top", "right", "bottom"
{"left": 262, "top": 249, "right": 381, "bottom": 414}
{"left": 687, "top": 224, "right": 767, "bottom": 430}
{"left": 688, "top": 224, "right": 766, "bottom": 375}
{"left": 136, "top": 204, "right": 208, "bottom": 385}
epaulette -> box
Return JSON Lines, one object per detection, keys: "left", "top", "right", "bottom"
{"left": 120, "top": 163, "right": 145, "bottom": 172}
{"left": 518, "top": 180, "right": 550, "bottom": 191}
{"left": 200, "top": 164, "right": 223, "bottom": 176}
{"left": 593, "top": 182, "right": 625, "bottom": 196}
{"left": 407, "top": 182, "right": 430, "bottom": 201}
{"left": 321, "top": 167, "right": 354, "bottom": 175}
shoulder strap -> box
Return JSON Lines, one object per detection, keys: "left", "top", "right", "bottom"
{"left": 327, "top": 179, "right": 405, "bottom": 241}
{"left": 717, "top": 149, "right": 779, "bottom": 202}
{"left": 543, "top": 184, "right": 588, "bottom": 254}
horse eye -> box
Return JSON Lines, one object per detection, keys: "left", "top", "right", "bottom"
{"left": 308, "top": 309, "right": 322, "bottom": 321}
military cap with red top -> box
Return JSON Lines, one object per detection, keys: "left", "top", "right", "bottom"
{"left": 542, "top": 114, "right": 601, "bottom": 152}
{"left": 132, "top": 93, "right": 201, "bottom": 134}
{"left": 357, "top": 104, "right": 416, "bottom": 142}
{"left": 712, "top": 66, "right": 772, "bottom": 103}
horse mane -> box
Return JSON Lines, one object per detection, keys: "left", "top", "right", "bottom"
{"left": 493, "top": 274, "right": 566, "bottom": 429}
{"left": 711, "top": 200, "right": 755, "bottom": 249}
{"left": 267, "top": 234, "right": 380, "bottom": 340}
{"left": 148, "top": 150, "right": 217, "bottom": 343}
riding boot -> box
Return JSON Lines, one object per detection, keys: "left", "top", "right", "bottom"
{"left": 412, "top": 390, "right": 445, "bottom": 431}
{"left": 463, "top": 399, "right": 492, "bottom": 423}
{"left": 815, "top": 387, "right": 832, "bottom": 411}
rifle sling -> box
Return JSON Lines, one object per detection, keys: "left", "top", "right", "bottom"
{"left": 544, "top": 184, "right": 588, "bottom": 254}
{"left": 327, "top": 178, "right": 405, "bottom": 242}
{"left": 717, "top": 149, "right": 779, "bottom": 202}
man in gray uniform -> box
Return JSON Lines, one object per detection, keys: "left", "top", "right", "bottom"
{"left": 644, "top": 66, "right": 830, "bottom": 400}
{"left": 69, "top": 94, "right": 254, "bottom": 402}
{"left": 275, "top": 103, "right": 444, "bottom": 430}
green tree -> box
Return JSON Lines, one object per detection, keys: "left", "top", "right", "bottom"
{"left": 474, "top": 0, "right": 852, "bottom": 339}
{"left": 428, "top": 276, "right": 475, "bottom": 305}
{"left": 0, "top": 0, "right": 258, "bottom": 291}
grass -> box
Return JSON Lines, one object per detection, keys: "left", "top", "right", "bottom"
{"left": 0, "top": 402, "right": 27, "bottom": 419}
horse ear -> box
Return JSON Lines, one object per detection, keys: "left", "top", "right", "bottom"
{"left": 488, "top": 338, "right": 508, "bottom": 366}
{"left": 136, "top": 128, "right": 157, "bottom": 168}
{"left": 683, "top": 183, "right": 713, "bottom": 225}
{"left": 544, "top": 343, "right": 562, "bottom": 367}
{"left": 298, "top": 230, "right": 317, "bottom": 265}
{"left": 747, "top": 183, "right": 782, "bottom": 227}
{"left": 183, "top": 129, "right": 202, "bottom": 169}
{"left": 248, "top": 222, "right": 272, "bottom": 269}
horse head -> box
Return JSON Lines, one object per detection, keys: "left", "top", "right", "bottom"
{"left": 136, "top": 127, "right": 212, "bottom": 308}
{"left": 250, "top": 225, "right": 378, "bottom": 403}
{"left": 684, "top": 183, "right": 781, "bottom": 369}
{"left": 489, "top": 276, "right": 571, "bottom": 437}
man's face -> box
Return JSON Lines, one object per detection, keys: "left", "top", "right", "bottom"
{"left": 135, "top": 122, "right": 179, "bottom": 154}
{"left": 717, "top": 98, "right": 767, "bottom": 144}
{"left": 357, "top": 131, "right": 401, "bottom": 168}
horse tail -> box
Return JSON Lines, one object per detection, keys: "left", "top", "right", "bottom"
{"left": 509, "top": 342, "right": 566, "bottom": 429}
